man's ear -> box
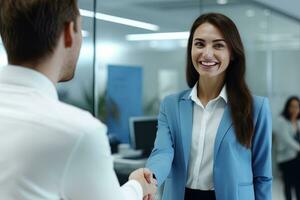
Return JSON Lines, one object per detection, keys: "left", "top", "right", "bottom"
{"left": 64, "top": 21, "right": 75, "bottom": 48}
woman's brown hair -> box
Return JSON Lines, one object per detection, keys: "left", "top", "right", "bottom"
{"left": 186, "top": 13, "right": 254, "bottom": 148}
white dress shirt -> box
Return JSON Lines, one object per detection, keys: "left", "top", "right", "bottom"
{"left": 186, "top": 82, "right": 227, "bottom": 190}
{"left": 0, "top": 65, "right": 142, "bottom": 200}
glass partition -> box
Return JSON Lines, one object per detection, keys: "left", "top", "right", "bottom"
{"left": 0, "top": 0, "right": 97, "bottom": 116}
{"left": 1, "top": 0, "right": 300, "bottom": 199}
{"left": 96, "top": 0, "right": 300, "bottom": 199}
{"left": 96, "top": 0, "right": 300, "bottom": 127}
{"left": 56, "top": 0, "right": 96, "bottom": 115}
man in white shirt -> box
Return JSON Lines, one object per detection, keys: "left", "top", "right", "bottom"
{"left": 0, "top": 0, "right": 156, "bottom": 199}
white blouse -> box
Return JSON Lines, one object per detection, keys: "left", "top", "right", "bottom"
{"left": 186, "top": 83, "right": 227, "bottom": 190}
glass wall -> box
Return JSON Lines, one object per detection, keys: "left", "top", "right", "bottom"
{"left": 56, "top": 0, "right": 96, "bottom": 114}
{"left": 96, "top": 0, "right": 300, "bottom": 118}
{"left": 1, "top": 1, "right": 299, "bottom": 124}
{"left": 96, "top": 0, "right": 300, "bottom": 199}
{"left": 0, "top": 0, "right": 97, "bottom": 115}
{"left": 1, "top": 0, "right": 300, "bottom": 199}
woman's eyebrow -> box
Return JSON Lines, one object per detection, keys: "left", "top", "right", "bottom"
{"left": 193, "top": 38, "right": 226, "bottom": 42}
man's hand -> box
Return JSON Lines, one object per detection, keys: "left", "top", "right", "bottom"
{"left": 129, "top": 168, "right": 157, "bottom": 200}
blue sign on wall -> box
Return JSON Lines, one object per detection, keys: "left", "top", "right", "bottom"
{"left": 106, "top": 65, "right": 143, "bottom": 143}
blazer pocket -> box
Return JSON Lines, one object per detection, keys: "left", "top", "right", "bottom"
{"left": 238, "top": 183, "right": 254, "bottom": 200}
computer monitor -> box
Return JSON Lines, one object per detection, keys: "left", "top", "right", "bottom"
{"left": 129, "top": 116, "right": 157, "bottom": 157}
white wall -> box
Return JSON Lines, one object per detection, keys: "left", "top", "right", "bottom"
{"left": 271, "top": 50, "right": 300, "bottom": 118}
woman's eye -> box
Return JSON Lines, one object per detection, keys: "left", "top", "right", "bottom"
{"left": 214, "top": 43, "right": 225, "bottom": 49}
{"left": 194, "top": 42, "right": 204, "bottom": 48}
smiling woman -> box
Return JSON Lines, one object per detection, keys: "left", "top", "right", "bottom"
{"left": 131, "top": 12, "right": 272, "bottom": 200}
{"left": 186, "top": 13, "right": 255, "bottom": 148}
{"left": 191, "top": 22, "right": 231, "bottom": 79}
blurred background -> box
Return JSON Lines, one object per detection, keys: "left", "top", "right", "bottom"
{"left": 1, "top": 0, "right": 300, "bottom": 199}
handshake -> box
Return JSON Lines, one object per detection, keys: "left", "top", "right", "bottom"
{"left": 129, "top": 168, "right": 157, "bottom": 200}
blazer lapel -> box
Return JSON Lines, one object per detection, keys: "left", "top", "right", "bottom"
{"left": 179, "top": 92, "right": 193, "bottom": 169}
{"left": 214, "top": 105, "right": 233, "bottom": 160}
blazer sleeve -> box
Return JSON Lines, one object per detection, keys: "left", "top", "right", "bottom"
{"left": 146, "top": 97, "right": 175, "bottom": 187}
{"left": 251, "top": 98, "right": 273, "bottom": 200}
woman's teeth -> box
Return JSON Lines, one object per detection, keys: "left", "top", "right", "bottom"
{"left": 200, "top": 61, "right": 218, "bottom": 66}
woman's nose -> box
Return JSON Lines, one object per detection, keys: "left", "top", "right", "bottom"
{"left": 203, "top": 46, "right": 214, "bottom": 59}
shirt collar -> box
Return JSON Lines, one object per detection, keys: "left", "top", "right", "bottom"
{"left": 189, "top": 82, "right": 228, "bottom": 104}
{"left": 219, "top": 85, "right": 228, "bottom": 103}
{"left": 0, "top": 65, "right": 58, "bottom": 100}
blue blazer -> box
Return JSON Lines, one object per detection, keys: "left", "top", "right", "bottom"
{"left": 146, "top": 90, "right": 272, "bottom": 200}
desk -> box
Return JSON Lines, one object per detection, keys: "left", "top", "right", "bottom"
{"left": 113, "top": 153, "right": 163, "bottom": 200}
{"left": 113, "top": 153, "right": 147, "bottom": 184}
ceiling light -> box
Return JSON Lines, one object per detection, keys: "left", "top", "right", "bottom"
{"left": 126, "top": 32, "right": 190, "bottom": 41}
{"left": 79, "top": 9, "right": 159, "bottom": 31}
{"left": 79, "top": 9, "right": 94, "bottom": 18}
{"left": 217, "top": 0, "right": 228, "bottom": 5}
{"left": 98, "top": 42, "right": 123, "bottom": 61}
{"left": 148, "top": 40, "right": 180, "bottom": 51}
{"left": 81, "top": 30, "right": 90, "bottom": 37}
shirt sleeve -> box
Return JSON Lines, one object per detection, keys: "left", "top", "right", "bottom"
{"left": 60, "top": 121, "right": 143, "bottom": 200}
{"left": 121, "top": 180, "right": 143, "bottom": 199}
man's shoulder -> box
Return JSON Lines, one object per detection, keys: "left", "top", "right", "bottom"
{"left": 46, "top": 100, "right": 106, "bottom": 137}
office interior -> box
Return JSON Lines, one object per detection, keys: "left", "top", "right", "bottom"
{"left": 1, "top": 0, "right": 300, "bottom": 199}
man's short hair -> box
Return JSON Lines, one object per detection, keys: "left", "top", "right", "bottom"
{"left": 0, "top": 0, "right": 79, "bottom": 64}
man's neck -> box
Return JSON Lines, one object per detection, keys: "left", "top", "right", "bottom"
{"left": 14, "top": 58, "right": 62, "bottom": 85}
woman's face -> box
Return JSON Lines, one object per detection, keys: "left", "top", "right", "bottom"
{"left": 191, "top": 22, "right": 231, "bottom": 80}
{"left": 289, "top": 99, "right": 300, "bottom": 119}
